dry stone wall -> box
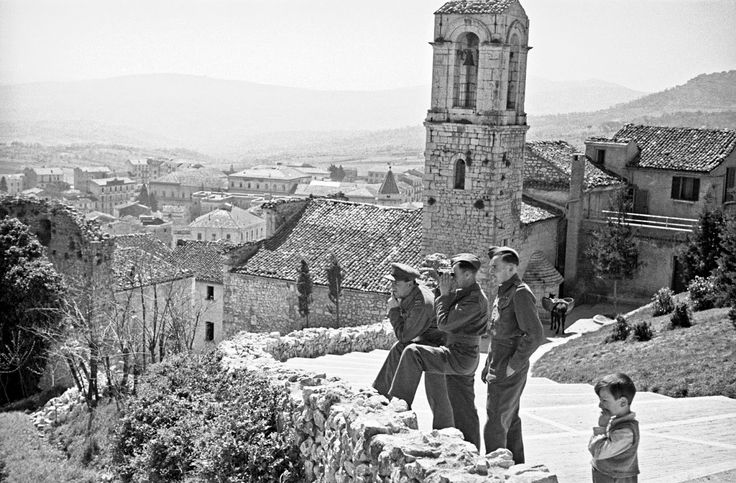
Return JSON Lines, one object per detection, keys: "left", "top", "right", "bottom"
{"left": 219, "top": 324, "right": 558, "bottom": 483}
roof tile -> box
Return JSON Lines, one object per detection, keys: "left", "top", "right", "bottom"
{"left": 436, "top": 0, "right": 515, "bottom": 15}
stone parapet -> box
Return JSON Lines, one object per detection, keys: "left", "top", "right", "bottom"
{"left": 219, "top": 325, "right": 558, "bottom": 482}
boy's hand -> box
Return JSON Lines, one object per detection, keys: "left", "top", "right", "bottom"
{"left": 387, "top": 296, "right": 400, "bottom": 310}
{"left": 438, "top": 273, "right": 453, "bottom": 296}
{"left": 597, "top": 410, "right": 612, "bottom": 428}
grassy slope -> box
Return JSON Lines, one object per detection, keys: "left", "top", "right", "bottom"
{"left": 534, "top": 306, "right": 736, "bottom": 398}
{"left": 0, "top": 412, "right": 99, "bottom": 483}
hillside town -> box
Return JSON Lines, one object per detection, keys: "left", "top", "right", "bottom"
{"left": 1, "top": 0, "right": 735, "bottom": 482}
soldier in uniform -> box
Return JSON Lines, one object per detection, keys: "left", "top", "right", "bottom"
{"left": 373, "top": 262, "right": 453, "bottom": 429}
{"left": 482, "top": 246, "right": 545, "bottom": 463}
{"left": 388, "top": 253, "right": 488, "bottom": 449}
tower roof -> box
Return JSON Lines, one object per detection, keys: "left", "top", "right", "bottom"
{"left": 378, "top": 169, "right": 401, "bottom": 195}
{"left": 435, "top": 0, "right": 515, "bottom": 15}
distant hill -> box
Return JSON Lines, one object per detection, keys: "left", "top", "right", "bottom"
{"left": 0, "top": 74, "right": 654, "bottom": 159}
{"left": 526, "top": 76, "right": 647, "bottom": 115}
{"left": 0, "top": 72, "right": 733, "bottom": 161}
{"left": 528, "top": 70, "right": 736, "bottom": 146}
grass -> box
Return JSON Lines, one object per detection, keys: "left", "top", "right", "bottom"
{"left": 534, "top": 305, "right": 736, "bottom": 398}
{"left": 0, "top": 412, "right": 100, "bottom": 483}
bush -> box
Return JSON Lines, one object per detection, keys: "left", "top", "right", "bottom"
{"left": 729, "top": 307, "right": 736, "bottom": 330}
{"left": 688, "top": 275, "right": 718, "bottom": 311}
{"left": 632, "top": 321, "right": 654, "bottom": 341}
{"left": 651, "top": 287, "right": 675, "bottom": 316}
{"left": 113, "top": 351, "right": 303, "bottom": 483}
{"left": 605, "top": 314, "right": 630, "bottom": 343}
{"left": 669, "top": 302, "right": 693, "bottom": 329}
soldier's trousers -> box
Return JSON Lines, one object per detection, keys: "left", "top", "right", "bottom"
{"left": 388, "top": 343, "right": 480, "bottom": 450}
{"left": 373, "top": 341, "right": 454, "bottom": 430}
{"left": 484, "top": 363, "right": 528, "bottom": 463}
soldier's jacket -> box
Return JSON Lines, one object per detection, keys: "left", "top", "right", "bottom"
{"left": 388, "top": 284, "right": 445, "bottom": 345}
{"left": 435, "top": 282, "right": 489, "bottom": 347}
{"left": 485, "top": 274, "right": 545, "bottom": 377}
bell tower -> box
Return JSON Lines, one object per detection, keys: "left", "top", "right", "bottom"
{"left": 422, "top": 0, "right": 530, "bottom": 258}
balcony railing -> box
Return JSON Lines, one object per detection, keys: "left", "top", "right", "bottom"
{"left": 591, "top": 210, "right": 697, "bottom": 233}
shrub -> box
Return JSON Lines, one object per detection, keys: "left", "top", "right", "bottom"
{"left": 632, "top": 321, "right": 654, "bottom": 342}
{"left": 651, "top": 287, "right": 675, "bottom": 316}
{"left": 729, "top": 306, "right": 736, "bottom": 330}
{"left": 688, "top": 275, "right": 718, "bottom": 311}
{"left": 605, "top": 314, "right": 630, "bottom": 343}
{"left": 113, "top": 351, "right": 303, "bottom": 483}
{"left": 669, "top": 302, "right": 692, "bottom": 329}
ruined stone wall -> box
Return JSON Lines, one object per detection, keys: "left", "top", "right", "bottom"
{"left": 219, "top": 327, "right": 557, "bottom": 483}
{"left": 223, "top": 272, "right": 387, "bottom": 337}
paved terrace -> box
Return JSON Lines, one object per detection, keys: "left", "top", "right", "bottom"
{"left": 284, "top": 306, "right": 736, "bottom": 482}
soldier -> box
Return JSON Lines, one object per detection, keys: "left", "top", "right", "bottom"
{"left": 373, "top": 262, "right": 453, "bottom": 429}
{"left": 388, "top": 253, "right": 488, "bottom": 449}
{"left": 483, "top": 246, "right": 545, "bottom": 463}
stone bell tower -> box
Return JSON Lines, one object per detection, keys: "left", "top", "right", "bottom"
{"left": 422, "top": 0, "right": 530, "bottom": 259}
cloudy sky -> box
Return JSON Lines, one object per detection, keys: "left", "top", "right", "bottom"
{"left": 0, "top": 0, "right": 734, "bottom": 92}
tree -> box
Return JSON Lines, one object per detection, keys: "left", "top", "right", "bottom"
{"left": 584, "top": 192, "right": 641, "bottom": 311}
{"left": 325, "top": 254, "right": 343, "bottom": 327}
{"left": 0, "top": 217, "right": 67, "bottom": 404}
{"left": 0, "top": 176, "right": 7, "bottom": 192}
{"left": 148, "top": 191, "right": 159, "bottom": 211}
{"left": 296, "top": 260, "right": 313, "bottom": 328}
{"left": 328, "top": 164, "right": 345, "bottom": 182}
{"left": 715, "top": 215, "right": 736, "bottom": 308}
{"left": 136, "top": 184, "right": 151, "bottom": 207}
{"left": 677, "top": 208, "right": 725, "bottom": 286}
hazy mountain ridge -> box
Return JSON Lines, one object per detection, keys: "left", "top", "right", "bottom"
{"left": 527, "top": 70, "right": 736, "bottom": 146}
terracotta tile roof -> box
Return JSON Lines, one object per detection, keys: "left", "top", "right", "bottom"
{"left": 113, "top": 233, "right": 191, "bottom": 289}
{"left": 524, "top": 141, "right": 624, "bottom": 191}
{"left": 611, "top": 124, "right": 736, "bottom": 172}
{"left": 436, "top": 0, "right": 515, "bottom": 15}
{"left": 233, "top": 199, "right": 422, "bottom": 293}
{"left": 523, "top": 251, "right": 563, "bottom": 285}
{"left": 378, "top": 169, "right": 401, "bottom": 195}
{"left": 188, "top": 206, "right": 264, "bottom": 230}
{"left": 172, "top": 240, "right": 231, "bottom": 284}
{"left": 521, "top": 198, "right": 559, "bottom": 225}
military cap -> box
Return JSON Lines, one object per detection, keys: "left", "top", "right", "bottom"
{"left": 488, "top": 246, "right": 520, "bottom": 264}
{"left": 384, "top": 262, "right": 421, "bottom": 282}
{"left": 450, "top": 253, "right": 481, "bottom": 271}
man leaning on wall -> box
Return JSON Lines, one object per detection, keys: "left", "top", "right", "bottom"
{"left": 373, "top": 262, "right": 454, "bottom": 430}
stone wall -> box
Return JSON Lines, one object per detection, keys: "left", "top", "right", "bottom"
{"left": 262, "top": 197, "right": 310, "bottom": 236}
{"left": 219, "top": 326, "right": 557, "bottom": 483}
{"left": 223, "top": 272, "right": 388, "bottom": 337}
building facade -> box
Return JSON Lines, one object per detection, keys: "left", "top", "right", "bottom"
{"left": 88, "top": 177, "right": 137, "bottom": 214}
{"left": 74, "top": 166, "right": 111, "bottom": 193}
{"left": 228, "top": 165, "right": 312, "bottom": 195}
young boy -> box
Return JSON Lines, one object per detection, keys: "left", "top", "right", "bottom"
{"left": 589, "top": 373, "right": 640, "bottom": 483}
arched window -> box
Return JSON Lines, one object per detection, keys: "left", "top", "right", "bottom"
{"left": 453, "top": 33, "right": 479, "bottom": 108}
{"left": 507, "top": 34, "right": 520, "bottom": 110}
{"left": 454, "top": 159, "right": 466, "bottom": 189}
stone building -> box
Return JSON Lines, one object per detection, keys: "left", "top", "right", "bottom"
{"left": 23, "top": 167, "right": 64, "bottom": 189}
{"left": 183, "top": 205, "right": 266, "bottom": 244}
{"left": 1, "top": 173, "right": 25, "bottom": 194}
{"left": 422, "top": 0, "right": 531, "bottom": 279}
{"left": 149, "top": 168, "right": 228, "bottom": 213}
{"left": 73, "top": 166, "right": 111, "bottom": 193}
{"left": 126, "top": 157, "right": 176, "bottom": 185}
{"left": 228, "top": 165, "right": 311, "bottom": 195}
{"left": 172, "top": 240, "right": 232, "bottom": 349}
{"left": 87, "top": 177, "right": 137, "bottom": 215}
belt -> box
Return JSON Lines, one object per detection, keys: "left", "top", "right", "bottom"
{"left": 446, "top": 334, "right": 481, "bottom": 347}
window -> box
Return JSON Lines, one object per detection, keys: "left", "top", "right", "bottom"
{"left": 506, "top": 34, "right": 520, "bottom": 110}
{"left": 226, "top": 233, "right": 231, "bottom": 240}
{"left": 453, "top": 33, "right": 479, "bottom": 109}
{"left": 211, "top": 233, "right": 216, "bottom": 240}
{"left": 197, "top": 233, "right": 202, "bottom": 240}
{"left": 671, "top": 176, "right": 700, "bottom": 201}
{"left": 596, "top": 149, "right": 606, "bottom": 164}
{"left": 724, "top": 167, "right": 736, "bottom": 203}
{"left": 205, "top": 321, "right": 214, "bottom": 342}
{"left": 206, "top": 285, "right": 214, "bottom": 300}
{"left": 454, "top": 159, "right": 466, "bottom": 189}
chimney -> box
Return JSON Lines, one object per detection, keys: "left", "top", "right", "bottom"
{"left": 563, "top": 153, "right": 586, "bottom": 295}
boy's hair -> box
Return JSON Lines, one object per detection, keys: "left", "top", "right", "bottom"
{"left": 594, "top": 373, "right": 636, "bottom": 405}
{"left": 498, "top": 252, "right": 520, "bottom": 266}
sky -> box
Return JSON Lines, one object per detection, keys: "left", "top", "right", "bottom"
{"left": 0, "top": 0, "right": 734, "bottom": 93}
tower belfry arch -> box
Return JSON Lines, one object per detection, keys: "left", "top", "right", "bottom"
{"left": 423, "top": 0, "right": 530, "bottom": 264}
